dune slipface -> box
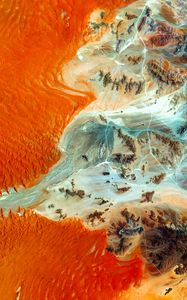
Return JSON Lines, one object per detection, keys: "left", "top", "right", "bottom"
{"left": 0, "top": 210, "right": 143, "bottom": 300}
{"left": 0, "top": 0, "right": 187, "bottom": 299}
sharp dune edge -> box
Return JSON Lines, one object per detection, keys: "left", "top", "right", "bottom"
{"left": 0, "top": 210, "right": 143, "bottom": 300}
{"left": 0, "top": 0, "right": 135, "bottom": 193}
{"left": 0, "top": 0, "right": 187, "bottom": 299}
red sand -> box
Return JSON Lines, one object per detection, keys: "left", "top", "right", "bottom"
{"left": 0, "top": 0, "right": 137, "bottom": 192}
{"left": 0, "top": 210, "right": 143, "bottom": 300}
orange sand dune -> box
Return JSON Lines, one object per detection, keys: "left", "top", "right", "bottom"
{"left": 0, "top": 0, "right": 137, "bottom": 193}
{"left": 0, "top": 210, "right": 143, "bottom": 300}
